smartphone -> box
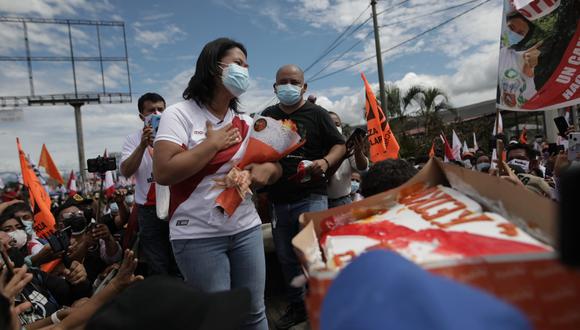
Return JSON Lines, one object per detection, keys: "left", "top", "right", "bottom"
{"left": 547, "top": 143, "right": 563, "bottom": 156}
{"left": 346, "top": 128, "right": 367, "bottom": 150}
{"left": 145, "top": 114, "right": 162, "bottom": 140}
{"left": 554, "top": 116, "right": 569, "bottom": 137}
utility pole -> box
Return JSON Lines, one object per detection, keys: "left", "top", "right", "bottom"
{"left": 371, "top": 0, "right": 387, "bottom": 110}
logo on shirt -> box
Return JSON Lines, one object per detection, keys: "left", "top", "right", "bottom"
{"left": 175, "top": 220, "right": 189, "bottom": 226}
{"left": 254, "top": 118, "right": 267, "bottom": 132}
{"left": 193, "top": 130, "right": 205, "bottom": 135}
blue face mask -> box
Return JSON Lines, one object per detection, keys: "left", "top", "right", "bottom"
{"left": 22, "top": 220, "right": 34, "bottom": 237}
{"left": 508, "top": 31, "right": 524, "bottom": 45}
{"left": 221, "top": 63, "right": 250, "bottom": 97}
{"left": 351, "top": 180, "right": 360, "bottom": 194}
{"left": 476, "top": 162, "right": 491, "bottom": 172}
{"left": 276, "top": 84, "right": 303, "bottom": 106}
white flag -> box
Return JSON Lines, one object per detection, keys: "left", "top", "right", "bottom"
{"left": 473, "top": 132, "right": 479, "bottom": 151}
{"left": 492, "top": 112, "right": 503, "bottom": 136}
{"left": 452, "top": 130, "right": 462, "bottom": 160}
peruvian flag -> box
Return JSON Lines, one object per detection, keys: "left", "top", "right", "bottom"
{"left": 439, "top": 133, "right": 455, "bottom": 162}
{"left": 103, "top": 149, "right": 116, "bottom": 198}
{"left": 67, "top": 170, "right": 77, "bottom": 196}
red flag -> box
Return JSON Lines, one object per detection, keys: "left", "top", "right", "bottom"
{"left": 38, "top": 144, "right": 64, "bottom": 184}
{"left": 67, "top": 170, "right": 77, "bottom": 196}
{"left": 103, "top": 149, "right": 115, "bottom": 198}
{"left": 17, "top": 138, "right": 55, "bottom": 238}
{"left": 428, "top": 142, "right": 435, "bottom": 158}
{"left": 361, "top": 73, "right": 399, "bottom": 162}
{"left": 439, "top": 133, "right": 455, "bottom": 161}
{"left": 519, "top": 126, "right": 528, "bottom": 144}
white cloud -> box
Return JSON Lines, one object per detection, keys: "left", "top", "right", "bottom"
{"left": 0, "top": 0, "right": 114, "bottom": 18}
{"left": 133, "top": 23, "right": 186, "bottom": 51}
{"left": 298, "top": 0, "right": 503, "bottom": 77}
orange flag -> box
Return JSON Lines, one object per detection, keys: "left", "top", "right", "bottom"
{"left": 519, "top": 126, "right": 528, "bottom": 144}
{"left": 17, "top": 139, "right": 56, "bottom": 238}
{"left": 38, "top": 144, "right": 64, "bottom": 184}
{"left": 428, "top": 142, "right": 435, "bottom": 158}
{"left": 362, "top": 73, "right": 399, "bottom": 162}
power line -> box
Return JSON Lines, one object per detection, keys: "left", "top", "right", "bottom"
{"left": 307, "top": 0, "right": 482, "bottom": 82}
{"left": 308, "top": 0, "right": 492, "bottom": 83}
{"left": 303, "top": 0, "right": 412, "bottom": 74}
{"left": 379, "top": 0, "right": 481, "bottom": 29}
{"left": 303, "top": 4, "right": 371, "bottom": 73}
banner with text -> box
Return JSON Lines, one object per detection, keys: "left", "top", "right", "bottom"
{"left": 497, "top": 0, "right": 579, "bottom": 111}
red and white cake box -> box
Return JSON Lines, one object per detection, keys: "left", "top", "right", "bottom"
{"left": 292, "top": 158, "right": 580, "bottom": 330}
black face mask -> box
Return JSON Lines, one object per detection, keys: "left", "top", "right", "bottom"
{"left": 64, "top": 216, "right": 88, "bottom": 234}
{"left": 7, "top": 247, "right": 25, "bottom": 268}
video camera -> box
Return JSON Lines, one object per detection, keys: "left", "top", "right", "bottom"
{"left": 87, "top": 156, "right": 116, "bottom": 174}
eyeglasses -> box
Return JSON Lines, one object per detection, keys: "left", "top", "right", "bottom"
{"left": 61, "top": 211, "right": 84, "bottom": 220}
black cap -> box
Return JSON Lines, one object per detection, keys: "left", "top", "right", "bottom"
{"left": 54, "top": 194, "right": 93, "bottom": 217}
{"left": 86, "top": 276, "right": 251, "bottom": 330}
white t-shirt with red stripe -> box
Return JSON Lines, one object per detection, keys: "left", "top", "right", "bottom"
{"left": 121, "top": 131, "right": 156, "bottom": 206}
{"left": 155, "top": 100, "right": 260, "bottom": 240}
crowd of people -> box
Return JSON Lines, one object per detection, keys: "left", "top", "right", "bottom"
{"left": 0, "top": 37, "right": 577, "bottom": 330}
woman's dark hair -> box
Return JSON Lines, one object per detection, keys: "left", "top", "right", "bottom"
{"left": 0, "top": 212, "right": 22, "bottom": 228}
{"left": 183, "top": 38, "right": 247, "bottom": 113}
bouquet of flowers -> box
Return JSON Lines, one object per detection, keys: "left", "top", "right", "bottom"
{"left": 214, "top": 115, "right": 304, "bottom": 216}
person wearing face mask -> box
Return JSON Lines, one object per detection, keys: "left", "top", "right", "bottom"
{"left": 476, "top": 155, "right": 491, "bottom": 173}
{"left": 350, "top": 172, "right": 364, "bottom": 202}
{"left": 261, "top": 64, "right": 346, "bottom": 329}
{"left": 327, "top": 112, "right": 368, "bottom": 208}
{"left": 154, "top": 38, "right": 282, "bottom": 330}
{"left": 0, "top": 202, "right": 59, "bottom": 266}
{"left": 55, "top": 195, "right": 122, "bottom": 283}
{"left": 120, "top": 92, "right": 179, "bottom": 277}
{"left": 0, "top": 213, "right": 91, "bottom": 327}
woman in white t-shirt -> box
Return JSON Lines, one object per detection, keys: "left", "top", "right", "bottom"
{"left": 153, "top": 38, "right": 281, "bottom": 330}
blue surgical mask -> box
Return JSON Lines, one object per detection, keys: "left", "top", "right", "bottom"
{"left": 476, "top": 162, "right": 491, "bottom": 172}
{"left": 125, "top": 195, "right": 134, "bottom": 205}
{"left": 351, "top": 180, "right": 360, "bottom": 194}
{"left": 508, "top": 31, "right": 524, "bottom": 45}
{"left": 276, "top": 84, "right": 303, "bottom": 106}
{"left": 220, "top": 63, "right": 250, "bottom": 97}
{"left": 21, "top": 220, "right": 34, "bottom": 237}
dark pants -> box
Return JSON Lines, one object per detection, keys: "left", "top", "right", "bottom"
{"left": 272, "top": 194, "right": 328, "bottom": 304}
{"left": 137, "top": 205, "right": 179, "bottom": 276}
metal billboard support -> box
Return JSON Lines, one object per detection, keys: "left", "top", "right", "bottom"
{"left": 0, "top": 17, "right": 132, "bottom": 192}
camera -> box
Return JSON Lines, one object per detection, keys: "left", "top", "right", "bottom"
{"left": 568, "top": 132, "right": 580, "bottom": 162}
{"left": 87, "top": 156, "right": 117, "bottom": 174}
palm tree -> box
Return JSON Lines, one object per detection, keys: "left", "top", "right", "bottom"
{"left": 402, "top": 86, "right": 453, "bottom": 137}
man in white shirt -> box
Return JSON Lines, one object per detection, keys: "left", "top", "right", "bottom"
{"left": 120, "top": 92, "right": 178, "bottom": 276}
{"left": 327, "top": 112, "right": 368, "bottom": 208}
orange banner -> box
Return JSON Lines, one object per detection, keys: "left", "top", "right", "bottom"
{"left": 17, "top": 139, "right": 56, "bottom": 238}
{"left": 362, "top": 73, "right": 399, "bottom": 162}
{"left": 38, "top": 144, "right": 64, "bottom": 184}
{"left": 428, "top": 142, "right": 435, "bottom": 158}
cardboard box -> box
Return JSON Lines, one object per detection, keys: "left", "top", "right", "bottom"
{"left": 292, "top": 158, "right": 580, "bottom": 330}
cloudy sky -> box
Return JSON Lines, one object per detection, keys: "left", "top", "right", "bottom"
{"left": 0, "top": 0, "right": 502, "bottom": 171}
